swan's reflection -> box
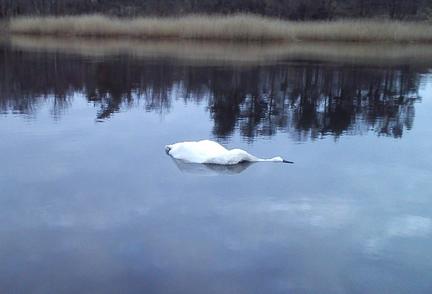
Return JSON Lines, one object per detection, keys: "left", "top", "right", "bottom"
{"left": 171, "top": 158, "right": 253, "bottom": 175}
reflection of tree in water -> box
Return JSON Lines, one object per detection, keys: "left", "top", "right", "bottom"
{"left": 0, "top": 47, "right": 424, "bottom": 140}
{"left": 230, "top": 64, "right": 420, "bottom": 140}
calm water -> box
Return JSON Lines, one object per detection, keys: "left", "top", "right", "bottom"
{"left": 1, "top": 44, "right": 432, "bottom": 293}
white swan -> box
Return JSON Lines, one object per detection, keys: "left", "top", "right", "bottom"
{"left": 165, "top": 140, "right": 293, "bottom": 165}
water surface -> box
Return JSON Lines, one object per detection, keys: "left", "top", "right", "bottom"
{"left": 1, "top": 43, "right": 432, "bottom": 293}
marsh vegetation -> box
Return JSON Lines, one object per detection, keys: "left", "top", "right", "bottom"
{"left": 7, "top": 14, "right": 432, "bottom": 43}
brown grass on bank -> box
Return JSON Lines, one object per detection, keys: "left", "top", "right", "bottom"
{"left": 8, "top": 36, "right": 432, "bottom": 66}
{"left": 8, "top": 14, "right": 432, "bottom": 43}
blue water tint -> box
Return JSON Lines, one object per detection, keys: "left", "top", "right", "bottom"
{"left": 0, "top": 46, "right": 431, "bottom": 294}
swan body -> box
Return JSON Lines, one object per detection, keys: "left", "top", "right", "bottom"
{"left": 165, "top": 140, "right": 292, "bottom": 165}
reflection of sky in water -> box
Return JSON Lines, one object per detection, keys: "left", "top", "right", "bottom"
{"left": 0, "top": 56, "right": 432, "bottom": 293}
{"left": 388, "top": 216, "right": 432, "bottom": 238}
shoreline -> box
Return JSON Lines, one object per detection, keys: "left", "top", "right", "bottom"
{"left": 6, "top": 35, "right": 432, "bottom": 66}
{"left": 7, "top": 14, "right": 432, "bottom": 43}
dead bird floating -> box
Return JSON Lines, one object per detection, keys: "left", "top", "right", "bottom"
{"left": 165, "top": 140, "right": 293, "bottom": 165}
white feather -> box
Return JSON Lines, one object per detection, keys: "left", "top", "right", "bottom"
{"left": 165, "top": 140, "right": 285, "bottom": 165}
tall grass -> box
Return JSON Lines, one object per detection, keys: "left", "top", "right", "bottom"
{"left": 8, "top": 14, "right": 432, "bottom": 43}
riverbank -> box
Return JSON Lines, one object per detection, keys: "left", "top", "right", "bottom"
{"left": 8, "top": 14, "right": 432, "bottom": 43}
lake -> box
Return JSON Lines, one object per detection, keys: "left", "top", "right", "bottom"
{"left": 1, "top": 40, "right": 432, "bottom": 293}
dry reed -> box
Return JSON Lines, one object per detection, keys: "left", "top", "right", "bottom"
{"left": 8, "top": 14, "right": 432, "bottom": 43}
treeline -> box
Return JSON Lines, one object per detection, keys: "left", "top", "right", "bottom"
{"left": 1, "top": 0, "right": 432, "bottom": 20}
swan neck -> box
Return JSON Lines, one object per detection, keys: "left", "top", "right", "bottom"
{"left": 258, "top": 157, "right": 284, "bottom": 162}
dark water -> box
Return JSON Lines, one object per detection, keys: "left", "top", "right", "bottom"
{"left": 1, "top": 44, "right": 432, "bottom": 294}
